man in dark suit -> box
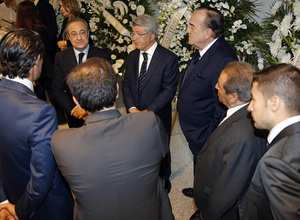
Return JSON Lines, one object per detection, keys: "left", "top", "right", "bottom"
{"left": 122, "top": 14, "right": 179, "bottom": 193}
{"left": 53, "top": 17, "right": 111, "bottom": 128}
{"left": 239, "top": 64, "right": 300, "bottom": 220}
{"left": 177, "top": 7, "right": 238, "bottom": 197}
{"left": 0, "top": 29, "right": 73, "bottom": 220}
{"left": 190, "top": 62, "right": 266, "bottom": 220}
{"left": 51, "top": 57, "right": 174, "bottom": 220}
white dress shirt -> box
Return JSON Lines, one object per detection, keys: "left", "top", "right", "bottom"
{"left": 268, "top": 115, "right": 300, "bottom": 144}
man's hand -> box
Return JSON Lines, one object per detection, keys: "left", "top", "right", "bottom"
{"left": 57, "top": 40, "right": 67, "bottom": 50}
{"left": 71, "top": 106, "right": 87, "bottom": 119}
{"left": 129, "top": 108, "right": 147, "bottom": 113}
{"left": 0, "top": 203, "right": 18, "bottom": 220}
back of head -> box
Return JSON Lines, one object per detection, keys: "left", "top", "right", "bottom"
{"left": 61, "top": 0, "right": 81, "bottom": 17}
{"left": 254, "top": 63, "right": 300, "bottom": 115}
{"left": 67, "top": 57, "right": 117, "bottom": 113}
{"left": 16, "top": 1, "right": 43, "bottom": 29}
{"left": 132, "top": 14, "right": 158, "bottom": 40}
{"left": 0, "top": 29, "right": 44, "bottom": 79}
{"left": 223, "top": 61, "right": 255, "bottom": 102}
{"left": 197, "top": 7, "right": 224, "bottom": 38}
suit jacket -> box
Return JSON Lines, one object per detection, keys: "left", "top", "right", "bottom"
{"left": 177, "top": 37, "right": 238, "bottom": 157}
{"left": 194, "top": 105, "right": 266, "bottom": 220}
{"left": 122, "top": 43, "right": 179, "bottom": 136}
{"left": 52, "top": 45, "right": 111, "bottom": 115}
{"left": 0, "top": 78, "right": 73, "bottom": 220}
{"left": 239, "top": 122, "right": 300, "bottom": 220}
{"left": 51, "top": 110, "right": 174, "bottom": 220}
{"left": 36, "top": 0, "right": 58, "bottom": 61}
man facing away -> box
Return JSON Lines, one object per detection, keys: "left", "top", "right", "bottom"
{"left": 51, "top": 57, "right": 174, "bottom": 220}
{"left": 122, "top": 14, "right": 179, "bottom": 193}
{"left": 0, "top": 29, "right": 73, "bottom": 220}
{"left": 190, "top": 61, "right": 266, "bottom": 220}
{"left": 239, "top": 63, "right": 300, "bottom": 220}
{"left": 177, "top": 7, "right": 238, "bottom": 198}
{"left": 52, "top": 17, "right": 111, "bottom": 128}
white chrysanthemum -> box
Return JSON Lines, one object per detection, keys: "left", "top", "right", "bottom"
{"left": 271, "top": 29, "right": 281, "bottom": 42}
{"left": 268, "top": 41, "right": 280, "bottom": 57}
{"left": 294, "top": 16, "right": 300, "bottom": 31}
{"left": 271, "top": 1, "right": 282, "bottom": 15}
{"left": 280, "top": 13, "right": 293, "bottom": 36}
{"left": 111, "top": 54, "right": 117, "bottom": 60}
{"left": 294, "top": 0, "right": 300, "bottom": 15}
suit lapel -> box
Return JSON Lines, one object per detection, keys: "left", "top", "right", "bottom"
{"left": 180, "top": 38, "right": 221, "bottom": 92}
{"left": 201, "top": 105, "right": 249, "bottom": 152}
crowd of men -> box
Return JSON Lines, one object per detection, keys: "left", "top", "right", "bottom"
{"left": 0, "top": 4, "right": 300, "bottom": 220}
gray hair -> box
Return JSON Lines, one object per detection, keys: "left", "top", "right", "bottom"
{"left": 132, "top": 14, "right": 158, "bottom": 40}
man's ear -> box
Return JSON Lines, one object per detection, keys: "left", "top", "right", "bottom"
{"left": 116, "top": 83, "right": 119, "bottom": 99}
{"left": 270, "top": 95, "right": 281, "bottom": 112}
{"left": 230, "top": 93, "right": 239, "bottom": 103}
{"left": 72, "top": 96, "right": 83, "bottom": 110}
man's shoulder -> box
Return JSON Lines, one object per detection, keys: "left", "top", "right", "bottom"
{"left": 156, "top": 44, "right": 177, "bottom": 57}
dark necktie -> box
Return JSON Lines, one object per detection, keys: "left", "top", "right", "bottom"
{"left": 138, "top": 52, "right": 148, "bottom": 95}
{"left": 78, "top": 52, "right": 85, "bottom": 65}
{"left": 181, "top": 52, "right": 201, "bottom": 87}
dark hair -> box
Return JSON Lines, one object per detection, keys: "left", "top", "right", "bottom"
{"left": 253, "top": 63, "right": 300, "bottom": 115}
{"left": 60, "top": 0, "right": 80, "bottom": 17}
{"left": 67, "top": 57, "right": 117, "bottom": 113}
{"left": 197, "top": 7, "right": 224, "bottom": 38}
{"left": 0, "top": 29, "right": 44, "bottom": 79}
{"left": 16, "top": 1, "right": 46, "bottom": 30}
{"left": 223, "top": 61, "right": 255, "bottom": 102}
{"left": 132, "top": 14, "right": 158, "bottom": 40}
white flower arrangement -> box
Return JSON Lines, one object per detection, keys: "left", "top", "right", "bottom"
{"left": 158, "top": 0, "right": 261, "bottom": 71}
{"left": 49, "top": 0, "right": 153, "bottom": 76}
{"left": 258, "top": 0, "right": 300, "bottom": 68}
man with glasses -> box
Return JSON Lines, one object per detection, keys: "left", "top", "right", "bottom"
{"left": 122, "top": 14, "right": 179, "bottom": 193}
{"left": 52, "top": 17, "right": 111, "bottom": 128}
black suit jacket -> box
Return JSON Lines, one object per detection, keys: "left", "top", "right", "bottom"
{"left": 177, "top": 37, "right": 238, "bottom": 159}
{"left": 52, "top": 45, "right": 110, "bottom": 115}
{"left": 194, "top": 105, "right": 266, "bottom": 220}
{"left": 122, "top": 44, "right": 179, "bottom": 136}
{"left": 239, "top": 121, "right": 300, "bottom": 220}
{"left": 36, "top": 0, "right": 57, "bottom": 60}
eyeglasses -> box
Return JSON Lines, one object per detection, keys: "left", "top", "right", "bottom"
{"left": 130, "top": 32, "right": 149, "bottom": 38}
{"left": 69, "top": 30, "right": 88, "bottom": 39}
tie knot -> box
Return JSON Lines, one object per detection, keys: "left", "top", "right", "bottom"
{"left": 142, "top": 52, "right": 148, "bottom": 61}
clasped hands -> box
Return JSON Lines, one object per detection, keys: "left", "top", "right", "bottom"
{"left": 0, "top": 203, "right": 18, "bottom": 220}
{"left": 71, "top": 106, "right": 87, "bottom": 120}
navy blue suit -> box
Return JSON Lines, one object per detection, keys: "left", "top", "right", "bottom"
{"left": 177, "top": 37, "right": 238, "bottom": 165}
{"left": 0, "top": 78, "right": 73, "bottom": 220}
{"left": 122, "top": 43, "right": 179, "bottom": 179}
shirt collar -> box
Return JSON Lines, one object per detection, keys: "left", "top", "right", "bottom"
{"left": 141, "top": 41, "right": 157, "bottom": 56}
{"left": 268, "top": 115, "right": 300, "bottom": 144}
{"left": 73, "top": 45, "right": 90, "bottom": 59}
{"left": 34, "top": 0, "right": 39, "bottom": 6}
{"left": 5, "top": 76, "right": 34, "bottom": 92}
{"left": 199, "top": 38, "right": 218, "bottom": 57}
